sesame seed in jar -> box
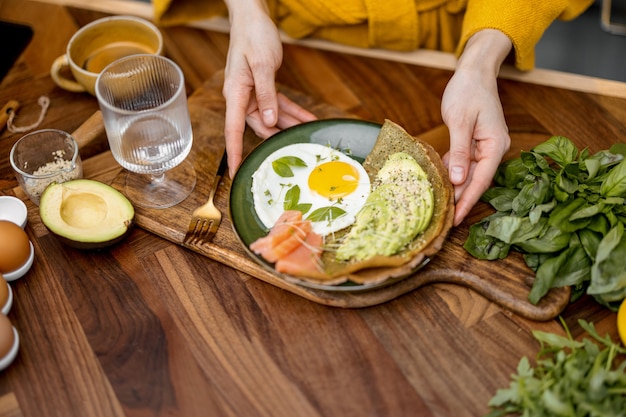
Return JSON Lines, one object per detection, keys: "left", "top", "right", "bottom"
{"left": 21, "top": 156, "right": 82, "bottom": 205}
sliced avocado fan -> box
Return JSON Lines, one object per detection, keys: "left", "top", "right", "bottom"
{"left": 335, "top": 152, "right": 434, "bottom": 262}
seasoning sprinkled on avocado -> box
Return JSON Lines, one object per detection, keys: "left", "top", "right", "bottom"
{"left": 335, "top": 152, "right": 434, "bottom": 262}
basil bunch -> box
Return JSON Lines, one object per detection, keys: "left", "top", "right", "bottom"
{"left": 464, "top": 136, "right": 626, "bottom": 309}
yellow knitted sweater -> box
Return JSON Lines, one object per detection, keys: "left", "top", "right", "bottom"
{"left": 152, "top": 0, "right": 593, "bottom": 70}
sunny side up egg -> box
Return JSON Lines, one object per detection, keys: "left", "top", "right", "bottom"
{"left": 251, "top": 143, "right": 371, "bottom": 236}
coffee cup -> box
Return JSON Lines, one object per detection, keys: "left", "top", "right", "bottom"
{"left": 50, "top": 15, "right": 163, "bottom": 96}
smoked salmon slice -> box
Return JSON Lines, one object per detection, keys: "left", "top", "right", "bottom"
{"left": 275, "top": 230, "right": 323, "bottom": 275}
{"left": 250, "top": 210, "right": 312, "bottom": 263}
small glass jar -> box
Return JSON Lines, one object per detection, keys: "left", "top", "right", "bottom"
{"left": 10, "top": 129, "right": 83, "bottom": 205}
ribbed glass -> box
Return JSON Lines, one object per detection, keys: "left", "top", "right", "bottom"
{"left": 96, "top": 54, "right": 192, "bottom": 176}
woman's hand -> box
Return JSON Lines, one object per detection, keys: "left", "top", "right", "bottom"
{"left": 222, "top": 0, "right": 316, "bottom": 177}
{"left": 441, "top": 29, "right": 512, "bottom": 226}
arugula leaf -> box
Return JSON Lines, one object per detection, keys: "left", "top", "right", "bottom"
{"left": 486, "top": 319, "right": 626, "bottom": 417}
{"left": 271, "top": 156, "right": 307, "bottom": 177}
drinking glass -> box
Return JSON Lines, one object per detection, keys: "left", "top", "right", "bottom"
{"left": 95, "top": 54, "right": 195, "bottom": 209}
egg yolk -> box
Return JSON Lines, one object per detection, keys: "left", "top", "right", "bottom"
{"left": 308, "top": 161, "right": 360, "bottom": 199}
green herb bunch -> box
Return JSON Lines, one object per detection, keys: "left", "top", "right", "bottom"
{"left": 486, "top": 319, "right": 626, "bottom": 417}
{"left": 464, "top": 137, "right": 626, "bottom": 309}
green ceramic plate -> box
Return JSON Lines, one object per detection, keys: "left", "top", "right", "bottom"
{"left": 229, "top": 118, "right": 428, "bottom": 292}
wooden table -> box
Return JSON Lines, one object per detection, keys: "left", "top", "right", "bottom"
{"left": 0, "top": 1, "right": 623, "bottom": 416}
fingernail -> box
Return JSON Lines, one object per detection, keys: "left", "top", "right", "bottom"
{"left": 450, "top": 166, "right": 464, "bottom": 183}
{"left": 262, "top": 109, "right": 275, "bottom": 125}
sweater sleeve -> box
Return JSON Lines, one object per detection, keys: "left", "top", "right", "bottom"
{"left": 457, "top": 0, "right": 594, "bottom": 71}
{"left": 153, "top": 0, "right": 227, "bottom": 26}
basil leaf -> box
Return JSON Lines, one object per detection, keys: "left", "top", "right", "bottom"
{"left": 486, "top": 215, "right": 546, "bottom": 244}
{"left": 523, "top": 252, "right": 552, "bottom": 272}
{"left": 306, "top": 206, "right": 347, "bottom": 223}
{"left": 292, "top": 203, "right": 312, "bottom": 215}
{"left": 464, "top": 216, "right": 511, "bottom": 260}
{"left": 271, "top": 156, "right": 307, "bottom": 177}
{"left": 555, "top": 168, "right": 578, "bottom": 194}
{"left": 569, "top": 203, "right": 602, "bottom": 221}
{"left": 533, "top": 135, "right": 579, "bottom": 167}
{"left": 589, "top": 223, "right": 626, "bottom": 297}
{"left": 529, "top": 245, "right": 591, "bottom": 304}
{"left": 481, "top": 187, "right": 518, "bottom": 212}
{"left": 578, "top": 229, "right": 602, "bottom": 261}
{"left": 283, "top": 185, "right": 300, "bottom": 210}
{"left": 283, "top": 185, "right": 312, "bottom": 215}
{"left": 529, "top": 199, "right": 557, "bottom": 225}
{"left": 495, "top": 158, "right": 529, "bottom": 188}
{"left": 548, "top": 197, "right": 585, "bottom": 230}
{"left": 514, "top": 224, "right": 570, "bottom": 253}
{"left": 512, "top": 174, "right": 552, "bottom": 216}
{"left": 583, "top": 149, "right": 623, "bottom": 180}
{"left": 521, "top": 151, "right": 551, "bottom": 175}
{"left": 600, "top": 158, "right": 626, "bottom": 197}
{"left": 528, "top": 253, "right": 561, "bottom": 304}
{"left": 550, "top": 245, "right": 591, "bottom": 288}
{"left": 553, "top": 186, "right": 571, "bottom": 203}
{"left": 587, "top": 214, "right": 610, "bottom": 235}
{"left": 609, "top": 143, "right": 626, "bottom": 156}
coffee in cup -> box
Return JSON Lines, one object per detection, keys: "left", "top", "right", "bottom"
{"left": 50, "top": 15, "right": 163, "bottom": 96}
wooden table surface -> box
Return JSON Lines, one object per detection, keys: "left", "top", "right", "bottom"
{"left": 0, "top": 1, "right": 624, "bottom": 416}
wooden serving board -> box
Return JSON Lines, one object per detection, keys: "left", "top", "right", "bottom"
{"left": 96, "top": 74, "right": 570, "bottom": 320}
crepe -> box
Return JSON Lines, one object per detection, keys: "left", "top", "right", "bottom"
{"left": 293, "top": 119, "right": 455, "bottom": 285}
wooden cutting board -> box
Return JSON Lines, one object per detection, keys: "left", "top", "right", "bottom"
{"left": 98, "top": 74, "right": 570, "bottom": 320}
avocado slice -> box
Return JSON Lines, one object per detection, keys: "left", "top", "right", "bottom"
{"left": 335, "top": 152, "right": 435, "bottom": 262}
{"left": 39, "top": 179, "right": 135, "bottom": 249}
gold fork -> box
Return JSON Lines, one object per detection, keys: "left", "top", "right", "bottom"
{"left": 183, "top": 150, "right": 228, "bottom": 246}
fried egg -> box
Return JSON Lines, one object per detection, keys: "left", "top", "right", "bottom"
{"left": 251, "top": 143, "right": 371, "bottom": 236}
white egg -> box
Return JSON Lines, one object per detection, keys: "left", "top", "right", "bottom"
{"left": 251, "top": 143, "right": 371, "bottom": 236}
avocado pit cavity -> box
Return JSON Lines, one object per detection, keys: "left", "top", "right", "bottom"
{"left": 60, "top": 190, "right": 108, "bottom": 229}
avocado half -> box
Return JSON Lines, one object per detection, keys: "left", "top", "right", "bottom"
{"left": 39, "top": 179, "right": 135, "bottom": 249}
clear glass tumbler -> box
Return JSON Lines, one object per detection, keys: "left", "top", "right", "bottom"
{"left": 95, "top": 54, "right": 195, "bottom": 209}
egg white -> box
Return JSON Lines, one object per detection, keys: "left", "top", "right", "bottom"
{"left": 251, "top": 143, "right": 371, "bottom": 236}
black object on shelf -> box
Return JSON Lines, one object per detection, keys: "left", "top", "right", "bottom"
{"left": 0, "top": 20, "right": 34, "bottom": 82}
